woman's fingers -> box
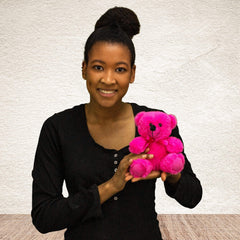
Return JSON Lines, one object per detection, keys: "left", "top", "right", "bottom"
{"left": 131, "top": 171, "right": 161, "bottom": 182}
{"left": 122, "top": 153, "right": 154, "bottom": 182}
{"left": 160, "top": 172, "right": 169, "bottom": 182}
{"left": 125, "top": 174, "right": 133, "bottom": 181}
{"left": 144, "top": 148, "right": 150, "bottom": 153}
{"left": 131, "top": 171, "right": 180, "bottom": 183}
{"left": 124, "top": 153, "right": 153, "bottom": 167}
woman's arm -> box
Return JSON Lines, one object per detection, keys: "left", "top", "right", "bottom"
{"left": 31, "top": 117, "right": 102, "bottom": 233}
{"left": 163, "top": 125, "right": 203, "bottom": 208}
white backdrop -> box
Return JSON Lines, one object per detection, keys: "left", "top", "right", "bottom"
{"left": 0, "top": 0, "right": 239, "bottom": 214}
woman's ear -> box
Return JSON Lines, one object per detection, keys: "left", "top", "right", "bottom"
{"left": 82, "top": 61, "right": 87, "bottom": 80}
{"left": 130, "top": 65, "right": 136, "bottom": 83}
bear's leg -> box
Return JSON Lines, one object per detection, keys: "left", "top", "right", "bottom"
{"left": 160, "top": 153, "right": 185, "bottom": 175}
{"left": 130, "top": 159, "right": 153, "bottom": 178}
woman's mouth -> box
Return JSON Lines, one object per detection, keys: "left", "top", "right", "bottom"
{"left": 98, "top": 88, "right": 117, "bottom": 97}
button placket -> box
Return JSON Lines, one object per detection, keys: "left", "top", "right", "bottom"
{"left": 113, "top": 152, "right": 119, "bottom": 201}
{"left": 113, "top": 152, "right": 119, "bottom": 172}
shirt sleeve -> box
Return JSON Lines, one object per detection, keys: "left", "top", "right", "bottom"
{"left": 31, "top": 116, "right": 103, "bottom": 234}
{"left": 164, "top": 126, "right": 203, "bottom": 208}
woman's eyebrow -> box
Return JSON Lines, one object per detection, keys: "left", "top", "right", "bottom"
{"left": 90, "top": 59, "right": 105, "bottom": 64}
{"left": 116, "top": 61, "right": 129, "bottom": 66}
{"left": 90, "top": 60, "right": 129, "bottom": 67}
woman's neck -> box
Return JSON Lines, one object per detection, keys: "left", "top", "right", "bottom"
{"left": 85, "top": 102, "right": 130, "bottom": 125}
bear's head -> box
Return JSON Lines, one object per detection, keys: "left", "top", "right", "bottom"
{"left": 135, "top": 111, "right": 177, "bottom": 140}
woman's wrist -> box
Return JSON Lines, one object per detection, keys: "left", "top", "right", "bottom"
{"left": 166, "top": 172, "right": 181, "bottom": 185}
{"left": 98, "top": 178, "right": 120, "bottom": 204}
{"left": 109, "top": 175, "right": 125, "bottom": 192}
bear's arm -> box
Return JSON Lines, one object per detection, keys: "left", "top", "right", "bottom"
{"left": 129, "top": 136, "right": 148, "bottom": 154}
{"left": 165, "top": 136, "right": 184, "bottom": 153}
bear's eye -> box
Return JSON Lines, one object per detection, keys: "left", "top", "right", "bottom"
{"left": 159, "top": 123, "right": 162, "bottom": 127}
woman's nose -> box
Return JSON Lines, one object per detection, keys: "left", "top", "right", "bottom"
{"left": 101, "top": 70, "right": 116, "bottom": 84}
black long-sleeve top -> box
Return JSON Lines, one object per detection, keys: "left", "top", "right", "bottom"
{"left": 31, "top": 103, "right": 202, "bottom": 240}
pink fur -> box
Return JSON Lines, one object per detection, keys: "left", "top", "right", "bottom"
{"left": 129, "top": 111, "right": 185, "bottom": 178}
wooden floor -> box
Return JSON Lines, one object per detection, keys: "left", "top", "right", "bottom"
{"left": 0, "top": 214, "right": 239, "bottom": 240}
{"left": 157, "top": 214, "right": 240, "bottom": 240}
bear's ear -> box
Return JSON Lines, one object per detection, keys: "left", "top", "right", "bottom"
{"left": 169, "top": 114, "right": 177, "bottom": 129}
{"left": 135, "top": 112, "right": 145, "bottom": 125}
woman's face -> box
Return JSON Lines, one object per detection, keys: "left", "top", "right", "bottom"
{"left": 82, "top": 41, "right": 135, "bottom": 109}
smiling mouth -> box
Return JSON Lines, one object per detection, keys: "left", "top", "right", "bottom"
{"left": 98, "top": 89, "right": 117, "bottom": 94}
{"left": 98, "top": 88, "right": 117, "bottom": 97}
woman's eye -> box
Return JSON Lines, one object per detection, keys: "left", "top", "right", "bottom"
{"left": 116, "top": 67, "right": 126, "bottom": 73}
{"left": 93, "top": 65, "right": 103, "bottom": 71}
{"left": 159, "top": 123, "right": 162, "bottom": 127}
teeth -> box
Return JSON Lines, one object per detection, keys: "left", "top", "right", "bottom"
{"left": 99, "top": 89, "right": 115, "bottom": 94}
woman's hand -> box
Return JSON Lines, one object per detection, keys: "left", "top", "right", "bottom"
{"left": 110, "top": 152, "right": 154, "bottom": 192}
{"left": 125, "top": 148, "right": 182, "bottom": 184}
{"left": 128, "top": 171, "right": 181, "bottom": 184}
{"left": 98, "top": 150, "right": 153, "bottom": 204}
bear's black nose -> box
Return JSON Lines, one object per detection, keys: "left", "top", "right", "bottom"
{"left": 149, "top": 123, "right": 156, "bottom": 131}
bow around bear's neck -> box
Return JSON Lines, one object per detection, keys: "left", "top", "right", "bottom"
{"left": 146, "top": 136, "right": 155, "bottom": 143}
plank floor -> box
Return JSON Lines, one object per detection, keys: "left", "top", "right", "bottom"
{"left": 157, "top": 214, "right": 240, "bottom": 240}
{"left": 0, "top": 214, "right": 239, "bottom": 240}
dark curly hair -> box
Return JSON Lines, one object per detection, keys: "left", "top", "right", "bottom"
{"left": 84, "top": 7, "right": 140, "bottom": 67}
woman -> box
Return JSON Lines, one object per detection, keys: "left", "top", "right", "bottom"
{"left": 31, "top": 7, "right": 202, "bottom": 240}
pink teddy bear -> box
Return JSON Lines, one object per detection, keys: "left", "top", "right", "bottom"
{"left": 129, "top": 111, "right": 185, "bottom": 178}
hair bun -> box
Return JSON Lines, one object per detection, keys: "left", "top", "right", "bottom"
{"left": 95, "top": 7, "right": 140, "bottom": 39}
